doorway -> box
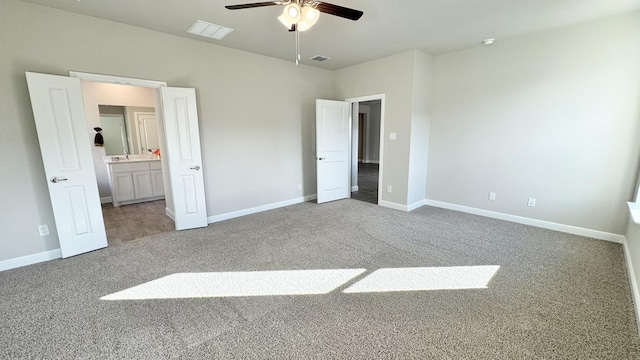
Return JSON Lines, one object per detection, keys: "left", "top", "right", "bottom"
{"left": 350, "top": 98, "right": 383, "bottom": 205}
{"left": 26, "top": 71, "right": 208, "bottom": 258}
{"left": 81, "top": 82, "right": 173, "bottom": 246}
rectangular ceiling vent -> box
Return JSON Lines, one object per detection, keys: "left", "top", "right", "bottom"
{"left": 310, "top": 55, "right": 330, "bottom": 62}
{"left": 188, "top": 20, "right": 234, "bottom": 40}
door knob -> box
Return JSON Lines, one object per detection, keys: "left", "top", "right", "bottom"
{"left": 50, "top": 177, "right": 68, "bottom": 183}
{"left": 318, "top": 157, "right": 326, "bottom": 160}
{"left": 190, "top": 165, "right": 201, "bottom": 170}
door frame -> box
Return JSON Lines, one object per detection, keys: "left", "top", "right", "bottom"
{"left": 345, "top": 94, "right": 385, "bottom": 205}
{"left": 69, "top": 71, "right": 176, "bottom": 223}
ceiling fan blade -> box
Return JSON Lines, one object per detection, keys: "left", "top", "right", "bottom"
{"left": 225, "top": 2, "right": 280, "bottom": 10}
{"left": 316, "top": 2, "right": 363, "bottom": 21}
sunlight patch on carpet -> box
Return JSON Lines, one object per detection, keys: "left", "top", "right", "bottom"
{"left": 101, "top": 269, "right": 366, "bottom": 300}
{"left": 342, "top": 266, "right": 500, "bottom": 293}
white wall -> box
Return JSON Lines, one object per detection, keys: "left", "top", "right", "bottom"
{"left": 81, "top": 82, "right": 155, "bottom": 199}
{"left": 428, "top": 12, "right": 640, "bottom": 234}
{"left": 0, "top": 0, "right": 333, "bottom": 262}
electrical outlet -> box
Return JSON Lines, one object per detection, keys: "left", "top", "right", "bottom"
{"left": 528, "top": 198, "right": 536, "bottom": 207}
{"left": 389, "top": 132, "right": 397, "bottom": 140}
{"left": 488, "top": 192, "right": 496, "bottom": 201}
{"left": 297, "top": 183, "right": 302, "bottom": 190}
{"left": 37, "top": 224, "right": 49, "bottom": 237}
{"left": 387, "top": 185, "right": 392, "bottom": 193}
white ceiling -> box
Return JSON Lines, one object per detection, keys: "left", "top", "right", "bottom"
{"left": 19, "top": 0, "right": 640, "bottom": 70}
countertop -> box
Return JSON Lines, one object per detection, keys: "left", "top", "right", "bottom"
{"left": 104, "top": 155, "right": 161, "bottom": 164}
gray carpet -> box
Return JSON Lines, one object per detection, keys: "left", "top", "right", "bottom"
{"left": 1, "top": 200, "right": 639, "bottom": 359}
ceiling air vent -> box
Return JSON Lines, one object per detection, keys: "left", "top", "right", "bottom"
{"left": 187, "top": 20, "right": 234, "bottom": 40}
{"left": 310, "top": 55, "right": 330, "bottom": 62}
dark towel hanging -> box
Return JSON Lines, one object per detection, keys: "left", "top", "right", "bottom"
{"left": 94, "top": 127, "right": 104, "bottom": 147}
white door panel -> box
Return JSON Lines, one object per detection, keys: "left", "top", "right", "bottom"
{"left": 160, "top": 87, "right": 208, "bottom": 230}
{"left": 26, "top": 72, "right": 107, "bottom": 258}
{"left": 316, "top": 99, "right": 350, "bottom": 204}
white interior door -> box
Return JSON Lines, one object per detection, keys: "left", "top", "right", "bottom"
{"left": 25, "top": 72, "right": 108, "bottom": 258}
{"left": 135, "top": 112, "right": 159, "bottom": 153}
{"left": 316, "top": 99, "right": 351, "bottom": 204}
{"left": 160, "top": 87, "right": 208, "bottom": 230}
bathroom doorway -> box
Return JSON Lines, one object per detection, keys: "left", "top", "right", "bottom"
{"left": 81, "top": 81, "right": 174, "bottom": 246}
{"left": 351, "top": 99, "right": 382, "bottom": 204}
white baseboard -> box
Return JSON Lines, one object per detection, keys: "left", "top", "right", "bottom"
{"left": 351, "top": 186, "right": 359, "bottom": 192}
{"left": 378, "top": 199, "right": 426, "bottom": 212}
{"left": 378, "top": 200, "right": 409, "bottom": 211}
{"left": 622, "top": 236, "right": 640, "bottom": 335}
{"left": 424, "top": 199, "right": 625, "bottom": 243}
{"left": 100, "top": 196, "right": 112, "bottom": 204}
{"left": 407, "top": 199, "right": 427, "bottom": 212}
{"left": 208, "top": 194, "right": 318, "bottom": 223}
{"left": 0, "top": 249, "right": 62, "bottom": 272}
{"left": 165, "top": 207, "right": 175, "bottom": 221}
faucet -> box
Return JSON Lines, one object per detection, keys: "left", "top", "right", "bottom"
{"left": 124, "top": 150, "right": 129, "bottom": 160}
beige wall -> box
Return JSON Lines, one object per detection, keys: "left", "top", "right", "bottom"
{"left": 334, "top": 50, "right": 434, "bottom": 208}
{"left": 334, "top": 50, "right": 422, "bottom": 206}
{"left": 0, "top": 0, "right": 332, "bottom": 261}
{"left": 428, "top": 12, "right": 640, "bottom": 234}
{"left": 407, "top": 51, "right": 433, "bottom": 206}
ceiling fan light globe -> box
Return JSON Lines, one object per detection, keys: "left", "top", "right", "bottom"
{"left": 277, "top": 14, "right": 294, "bottom": 29}
{"left": 298, "top": 6, "right": 319, "bottom": 31}
{"left": 282, "top": 4, "right": 301, "bottom": 23}
{"left": 302, "top": 5, "right": 319, "bottom": 20}
{"left": 297, "top": 20, "right": 311, "bottom": 31}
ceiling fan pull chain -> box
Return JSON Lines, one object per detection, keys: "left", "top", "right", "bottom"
{"left": 295, "top": 26, "right": 300, "bottom": 65}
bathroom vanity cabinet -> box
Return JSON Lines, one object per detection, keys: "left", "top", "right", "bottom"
{"left": 105, "top": 158, "right": 164, "bottom": 207}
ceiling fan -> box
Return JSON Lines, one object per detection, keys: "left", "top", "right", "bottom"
{"left": 225, "top": 1, "right": 364, "bottom": 64}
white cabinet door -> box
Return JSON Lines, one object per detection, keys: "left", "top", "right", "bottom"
{"left": 25, "top": 72, "right": 108, "bottom": 257}
{"left": 132, "top": 171, "right": 153, "bottom": 199}
{"left": 151, "top": 170, "right": 165, "bottom": 197}
{"left": 113, "top": 173, "right": 135, "bottom": 202}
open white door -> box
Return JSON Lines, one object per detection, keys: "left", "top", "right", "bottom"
{"left": 160, "top": 87, "right": 208, "bottom": 230}
{"left": 316, "top": 99, "right": 351, "bottom": 204}
{"left": 25, "top": 72, "right": 107, "bottom": 258}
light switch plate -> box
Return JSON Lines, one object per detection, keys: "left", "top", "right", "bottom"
{"left": 389, "top": 132, "right": 397, "bottom": 140}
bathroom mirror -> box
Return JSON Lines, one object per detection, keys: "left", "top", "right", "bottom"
{"left": 98, "top": 105, "right": 157, "bottom": 155}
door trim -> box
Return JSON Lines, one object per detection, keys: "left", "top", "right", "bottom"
{"left": 345, "top": 94, "right": 386, "bottom": 205}
{"left": 69, "top": 71, "right": 167, "bottom": 88}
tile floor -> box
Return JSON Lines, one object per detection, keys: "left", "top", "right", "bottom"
{"left": 351, "top": 162, "right": 379, "bottom": 204}
{"left": 101, "top": 200, "right": 174, "bottom": 247}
